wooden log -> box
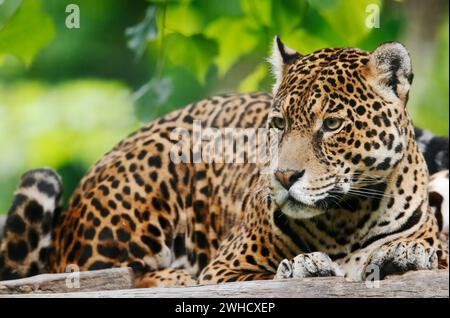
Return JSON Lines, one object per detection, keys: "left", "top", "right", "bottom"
{"left": 0, "top": 268, "right": 134, "bottom": 295}
{"left": 1, "top": 269, "right": 447, "bottom": 298}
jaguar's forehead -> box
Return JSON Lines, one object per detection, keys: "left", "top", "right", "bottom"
{"left": 273, "top": 47, "right": 371, "bottom": 114}
{"left": 296, "top": 47, "right": 369, "bottom": 70}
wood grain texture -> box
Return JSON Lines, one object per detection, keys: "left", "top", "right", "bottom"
{"left": 0, "top": 268, "right": 134, "bottom": 295}
{"left": 1, "top": 270, "right": 447, "bottom": 298}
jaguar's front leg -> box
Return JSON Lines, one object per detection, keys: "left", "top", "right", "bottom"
{"left": 197, "top": 229, "right": 277, "bottom": 285}
{"left": 275, "top": 252, "right": 343, "bottom": 279}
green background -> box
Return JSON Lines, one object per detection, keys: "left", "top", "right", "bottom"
{"left": 0, "top": 0, "right": 448, "bottom": 214}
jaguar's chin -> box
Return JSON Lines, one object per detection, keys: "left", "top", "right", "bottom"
{"left": 278, "top": 196, "right": 326, "bottom": 219}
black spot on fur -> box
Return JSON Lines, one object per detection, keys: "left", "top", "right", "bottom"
{"left": 5, "top": 214, "right": 26, "bottom": 234}
{"left": 174, "top": 235, "right": 186, "bottom": 258}
{"left": 78, "top": 245, "right": 93, "bottom": 266}
{"left": 107, "top": 200, "right": 117, "bottom": 209}
{"left": 28, "top": 228, "right": 40, "bottom": 250}
{"left": 137, "top": 150, "right": 147, "bottom": 160}
{"left": 158, "top": 216, "right": 171, "bottom": 230}
{"left": 88, "top": 261, "right": 113, "bottom": 271}
{"left": 97, "top": 243, "right": 121, "bottom": 259}
{"left": 429, "top": 191, "right": 444, "bottom": 231}
{"left": 37, "top": 180, "right": 56, "bottom": 197}
{"left": 362, "top": 157, "right": 376, "bottom": 166}
{"left": 129, "top": 242, "right": 146, "bottom": 258}
{"left": 151, "top": 197, "right": 162, "bottom": 211}
{"left": 7, "top": 240, "right": 29, "bottom": 262}
{"left": 195, "top": 231, "right": 209, "bottom": 249}
{"left": 193, "top": 200, "right": 206, "bottom": 222}
{"left": 84, "top": 227, "right": 96, "bottom": 240}
{"left": 148, "top": 156, "right": 162, "bottom": 168}
{"left": 372, "top": 101, "right": 382, "bottom": 111}
{"left": 246, "top": 255, "right": 257, "bottom": 265}
{"left": 111, "top": 215, "right": 120, "bottom": 225}
{"left": 141, "top": 236, "right": 162, "bottom": 254}
{"left": 198, "top": 253, "right": 208, "bottom": 270}
{"left": 117, "top": 229, "right": 131, "bottom": 242}
{"left": 99, "top": 227, "right": 114, "bottom": 241}
{"left": 147, "top": 224, "right": 161, "bottom": 237}
{"left": 133, "top": 173, "right": 145, "bottom": 187}
{"left": 160, "top": 182, "right": 170, "bottom": 200}
{"left": 21, "top": 177, "right": 36, "bottom": 188}
{"left": 24, "top": 200, "right": 44, "bottom": 223}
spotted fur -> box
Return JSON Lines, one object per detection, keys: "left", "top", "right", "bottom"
{"left": 0, "top": 39, "right": 448, "bottom": 286}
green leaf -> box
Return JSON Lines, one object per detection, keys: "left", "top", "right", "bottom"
{"left": 205, "top": 17, "right": 260, "bottom": 76}
{"left": 161, "top": 66, "right": 206, "bottom": 112}
{"left": 271, "top": 0, "right": 309, "bottom": 34}
{"left": 0, "top": 0, "right": 55, "bottom": 66}
{"left": 313, "top": 0, "right": 383, "bottom": 46}
{"left": 165, "top": 33, "right": 218, "bottom": 83}
{"left": 134, "top": 66, "right": 208, "bottom": 121}
{"left": 133, "top": 77, "right": 173, "bottom": 122}
{"left": 282, "top": 29, "right": 331, "bottom": 54}
{"left": 241, "top": 0, "right": 309, "bottom": 37}
{"left": 165, "top": 2, "right": 204, "bottom": 37}
{"left": 307, "top": 0, "right": 340, "bottom": 10}
{"left": 125, "top": 5, "right": 158, "bottom": 58}
{"left": 0, "top": 0, "right": 22, "bottom": 29}
{"left": 194, "top": 0, "right": 242, "bottom": 19}
{"left": 240, "top": 0, "right": 272, "bottom": 27}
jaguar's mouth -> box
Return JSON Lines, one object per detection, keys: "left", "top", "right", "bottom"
{"left": 273, "top": 185, "right": 347, "bottom": 219}
{"left": 271, "top": 176, "right": 347, "bottom": 218}
{"left": 285, "top": 194, "right": 341, "bottom": 211}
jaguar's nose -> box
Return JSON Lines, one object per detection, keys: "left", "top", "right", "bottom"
{"left": 275, "top": 169, "right": 305, "bottom": 190}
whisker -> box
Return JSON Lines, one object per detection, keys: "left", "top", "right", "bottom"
{"left": 346, "top": 190, "right": 394, "bottom": 199}
{"left": 330, "top": 187, "right": 394, "bottom": 199}
{"left": 347, "top": 188, "right": 391, "bottom": 194}
{"left": 327, "top": 194, "right": 349, "bottom": 211}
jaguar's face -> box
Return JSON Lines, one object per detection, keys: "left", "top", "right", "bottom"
{"left": 268, "top": 37, "right": 413, "bottom": 219}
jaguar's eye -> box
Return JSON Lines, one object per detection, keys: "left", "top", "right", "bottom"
{"left": 271, "top": 116, "right": 286, "bottom": 130}
{"left": 323, "top": 117, "right": 344, "bottom": 131}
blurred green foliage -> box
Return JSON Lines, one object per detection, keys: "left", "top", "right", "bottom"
{"left": 0, "top": 0, "right": 448, "bottom": 214}
{"left": 0, "top": 0, "right": 55, "bottom": 66}
{"left": 0, "top": 80, "right": 139, "bottom": 207}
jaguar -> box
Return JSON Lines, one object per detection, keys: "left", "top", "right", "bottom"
{"left": 0, "top": 38, "right": 448, "bottom": 287}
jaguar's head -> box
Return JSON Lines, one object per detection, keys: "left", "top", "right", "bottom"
{"left": 268, "top": 36, "right": 414, "bottom": 219}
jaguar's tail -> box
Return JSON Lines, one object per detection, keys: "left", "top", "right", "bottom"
{"left": 429, "top": 170, "right": 449, "bottom": 236}
{"left": 0, "top": 169, "right": 63, "bottom": 281}
{"left": 414, "top": 127, "right": 449, "bottom": 237}
{"left": 414, "top": 127, "right": 449, "bottom": 174}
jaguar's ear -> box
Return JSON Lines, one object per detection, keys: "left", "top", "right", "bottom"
{"left": 368, "top": 42, "right": 413, "bottom": 102}
{"left": 268, "top": 36, "right": 302, "bottom": 93}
